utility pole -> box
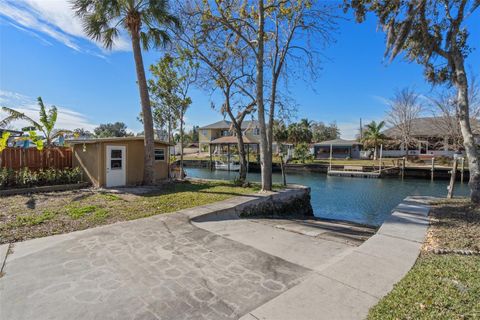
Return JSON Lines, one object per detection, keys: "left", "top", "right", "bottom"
{"left": 359, "top": 118, "right": 363, "bottom": 140}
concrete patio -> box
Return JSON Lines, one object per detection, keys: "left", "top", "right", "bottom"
{"left": 0, "top": 192, "right": 430, "bottom": 320}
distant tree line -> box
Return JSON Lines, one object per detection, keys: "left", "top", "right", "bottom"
{"left": 274, "top": 119, "right": 340, "bottom": 145}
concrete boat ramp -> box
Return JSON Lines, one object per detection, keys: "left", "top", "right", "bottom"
{"left": 192, "top": 196, "right": 430, "bottom": 320}
{"left": 0, "top": 188, "right": 429, "bottom": 320}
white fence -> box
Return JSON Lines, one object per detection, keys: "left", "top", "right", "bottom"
{"left": 381, "top": 150, "right": 460, "bottom": 158}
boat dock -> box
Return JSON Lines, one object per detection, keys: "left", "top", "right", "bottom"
{"left": 327, "top": 170, "right": 381, "bottom": 178}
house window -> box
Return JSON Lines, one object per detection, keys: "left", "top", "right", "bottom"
{"left": 253, "top": 128, "right": 260, "bottom": 135}
{"left": 201, "top": 130, "right": 208, "bottom": 136}
{"left": 221, "top": 130, "right": 230, "bottom": 136}
{"left": 155, "top": 148, "right": 165, "bottom": 161}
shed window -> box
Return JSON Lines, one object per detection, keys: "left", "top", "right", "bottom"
{"left": 155, "top": 148, "right": 165, "bottom": 161}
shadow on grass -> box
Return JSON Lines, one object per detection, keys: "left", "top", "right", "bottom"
{"left": 113, "top": 180, "right": 261, "bottom": 199}
{"left": 25, "top": 196, "right": 36, "bottom": 209}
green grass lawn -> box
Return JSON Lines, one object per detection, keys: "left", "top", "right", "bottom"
{"left": 0, "top": 180, "right": 260, "bottom": 244}
{"left": 368, "top": 199, "right": 480, "bottom": 320}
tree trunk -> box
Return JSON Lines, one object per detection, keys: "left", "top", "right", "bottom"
{"left": 373, "top": 145, "right": 377, "bottom": 160}
{"left": 131, "top": 32, "right": 155, "bottom": 185}
{"left": 453, "top": 54, "right": 480, "bottom": 203}
{"left": 232, "top": 123, "right": 248, "bottom": 185}
{"left": 168, "top": 109, "right": 172, "bottom": 144}
{"left": 256, "top": 0, "right": 271, "bottom": 191}
{"left": 279, "top": 152, "right": 286, "bottom": 186}
{"left": 180, "top": 109, "right": 184, "bottom": 180}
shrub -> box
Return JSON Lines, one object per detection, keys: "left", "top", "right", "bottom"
{"left": 0, "top": 167, "right": 83, "bottom": 189}
{"left": 294, "top": 143, "right": 313, "bottom": 164}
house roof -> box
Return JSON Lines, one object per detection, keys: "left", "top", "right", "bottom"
{"left": 66, "top": 136, "right": 174, "bottom": 146}
{"left": 314, "top": 138, "right": 362, "bottom": 147}
{"left": 199, "top": 120, "right": 259, "bottom": 130}
{"left": 209, "top": 135, "right": 260, "bottom": 145}
{"left": 383, "top": 117, "right": 480, "bottom": 138}
{"left": 0, "top": 129, "right": 23, "bottom": 136}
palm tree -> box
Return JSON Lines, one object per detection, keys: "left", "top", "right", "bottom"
{"left": 362, "top": 120, "right": 387, "bottom": 160}
{"left": 1, "top": 97, "right": 71, "bottom": 147}
{"left": 1, "top": 97, "right": 72, "bottom": 167}
{"left": 72, "top": 0, "right": 179, "bottom": 185}
{"left": 299, "top": 118, "right": 313, "bottom": 130}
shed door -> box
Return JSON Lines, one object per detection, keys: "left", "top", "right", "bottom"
{"left": 106, "top": 145, "right": 126, "bottom": 187}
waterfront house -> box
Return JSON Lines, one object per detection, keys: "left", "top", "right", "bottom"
{"left": 382, "top": 116, "right": 480, "bottom": 158}
{"left": 313, "top": 139, "right": 362, "bottom": 159}
{"left": 199, "top": 120, "right": 261, "bottom": 153}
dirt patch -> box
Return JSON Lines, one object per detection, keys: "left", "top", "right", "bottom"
{"left": 424, "top": 198, "right": 480, "bottom": 253}
{"left": 0, "top": 181, "right": 259, "bottom": 244}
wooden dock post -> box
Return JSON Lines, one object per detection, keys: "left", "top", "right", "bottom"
{"left": 379, "top": 144, "right": 383, "bottom": 172}
{"left": 461, "top": 157, "right": 465, "bottom": 183}
{"left": 401, "top": 157, "right": 405, "bottom": 178}
{"left": 227, "top": 144, "right": 231, "bottom": 171}
{"left": 329, "top": 144, "right": 332, "bottom": 172}
{"left": 431, "top": 157, "right": 435, "bottom": 181}
{"left": 246, "top": 144, "right": 250, "bottom": 173}
{"left": 209, "top": 145, "right": 213, "bottom": 171}
{"left": 447, "top": 158, "right": 458, "bottom": 199}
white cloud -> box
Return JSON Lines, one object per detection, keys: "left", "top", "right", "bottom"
{"left": 337, "top": 121, "right": 361, "bottom": 140}
{"left": 0, "top": 90, "right": 97, "bottom": 132}
{"left": 371, "top": 95, "right": 392, "bottom": 106}
{"left": 0, "top": 0, "right": 130, "bottom": 56}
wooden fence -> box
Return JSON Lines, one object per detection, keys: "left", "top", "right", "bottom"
{"left": 0, "top": 147, "right": 73, "bottom": 170}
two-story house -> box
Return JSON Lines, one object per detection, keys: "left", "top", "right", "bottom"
{"left": 198, "top": 120, "right": 261, "bottom": 152}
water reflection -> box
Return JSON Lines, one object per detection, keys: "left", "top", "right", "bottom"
{"left": 186, "top": 168, "right": 469, "bottom": 226}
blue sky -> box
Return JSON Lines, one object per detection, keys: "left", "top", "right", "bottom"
{"left": 0, "top": 1, "right": 479, "bottom": 139}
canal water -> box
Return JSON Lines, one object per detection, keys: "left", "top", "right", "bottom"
{"left": 186, "top": 168, "right": 470, "bottom": 226}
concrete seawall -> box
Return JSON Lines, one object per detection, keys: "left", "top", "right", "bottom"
{"left": 189, "top": 184, "right": 314, "bottom": 223}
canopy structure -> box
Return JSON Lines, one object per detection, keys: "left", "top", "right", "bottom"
{"left": 208, "top": 136, "right": 260, "bottom": 170}
{"left": 209, "top": 136, "right": 259, "bottom": 145}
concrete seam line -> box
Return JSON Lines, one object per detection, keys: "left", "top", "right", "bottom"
{"left": 316, "top": 273, "right": 381, "bottom": 300}
{"left": 0, "top": 243, "right": 13, "bottom": 276}
{"left": 376, "top": 233, "right": 425, "bottom": 244}
{"left": 248, "top": 312, "right": 260, "bottom": 320}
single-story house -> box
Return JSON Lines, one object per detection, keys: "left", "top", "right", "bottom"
{"left": 313, "top": 139, "right": 362, "bottom": 159}
{"left": 382, "top": 116, "right": 480, "bottom": 157}
{"left": 68, "top": 137, "right": 172, "bottom": 188}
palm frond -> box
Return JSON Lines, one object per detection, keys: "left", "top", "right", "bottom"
{"left": 47, "top": 106, "right": 58, "bottom": 132}
{"left": 0, "top": 106, "right": 42, "bottom": 130}
{"left": 38, "top": 97, "right": 49, "bottom": 128}
{"left": 72, "top": 0, "right": 123, "bottom": 50}
{"left": 140, "top": 28, "right": 171, "bottom": 50}
{"left": 51, "top": 129, "right": 73, "bottom": 139}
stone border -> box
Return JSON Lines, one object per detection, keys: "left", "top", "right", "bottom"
{"left": 185, "top": 183, "right": 313, "bottom": 222}
{"left": 239, "top": 196, "right": 431, "bottom": 320}
{"left": 0, "top": 182, "right": 91, "bottom": 197}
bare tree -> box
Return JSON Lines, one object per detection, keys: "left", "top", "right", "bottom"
{"left": 386, "top": 87, "right": 423, "bottom": 155}
{"left": 347, "top": 0, "right": 480, "bottom": 203}
{"left": 429, "top": 76, "right": 480, "bottom": 151}
{"left": 176, "top": 3, "right": 257, "bottom": 184}
{"left": 183, "top": 0, "right": 336, "bottom": 191}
